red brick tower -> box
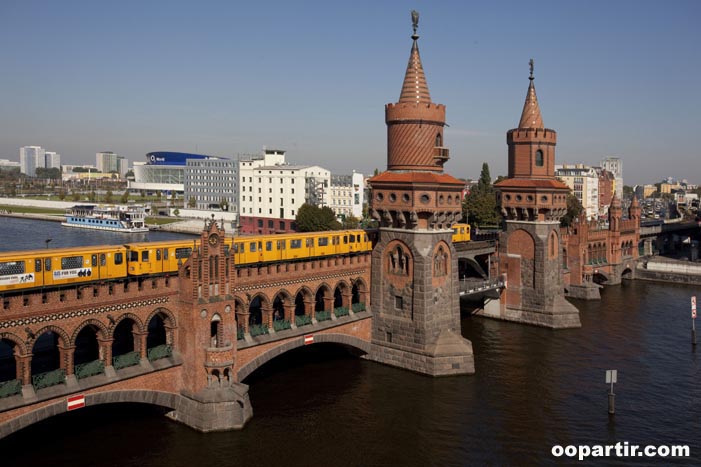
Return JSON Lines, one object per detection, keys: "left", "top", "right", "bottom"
{"left": 493, "top": 61, "right": 581, "bottom": 328}
{"left": 368, "top": 11, "right": 474, "bottom": 376}
{"left": 169, "top": 217, "right": 252, "bottom": 430}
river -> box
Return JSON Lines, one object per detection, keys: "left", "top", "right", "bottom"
{"left": 0, "top": 218, "right": 698, "bottom": 465}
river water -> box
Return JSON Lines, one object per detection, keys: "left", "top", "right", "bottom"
{"left": 0, "top": 218, "right": 699, "bottom": 465}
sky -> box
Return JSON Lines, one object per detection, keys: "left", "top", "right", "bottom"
{"left": 0, "top": 0, "right": 699, "bottom": 185}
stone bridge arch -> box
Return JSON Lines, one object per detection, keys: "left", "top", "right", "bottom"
{"left": 0, "top": 390, "right": 181, "bottom": 439}
{"left": 237, "top": 333, "right": 371, "bottom": 382}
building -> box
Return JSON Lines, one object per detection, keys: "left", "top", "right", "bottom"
{"left": 596, "top": 168, "right": 614, "bottom": 218}
{"left": 0, "top": 159, "right": 21, "bottom": 172}
{"left": 96, "top": 151, "right": 128, "bottom": 177}
{"left": 238, "top": 149, "right": 331, "bottom": 234}
{"left": 601, "top": 157, "right": 623, "bottom": 195}
{"left": 329, "top": 172, "right": 364, "bottom": 220}
{"left": 184, "top": 158, "right": 238, "bottom": 213}
{"left": 130, "top": 151, "right": 218, "bottom": 194}
{"left": 555, "top": 164, "right": 599, "bottom": 220}
{"left": 19, "top": 146, "right": 45, "bottom": 176}
{"left": 44, "top": 151, "right": 61, "bottom": 170}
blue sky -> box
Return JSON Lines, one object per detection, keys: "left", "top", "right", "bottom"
{"left": 1, "top": 0, "right": 699, "bottom": 185}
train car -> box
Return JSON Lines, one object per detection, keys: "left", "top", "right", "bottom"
{"left": 451, "top": 223, "right": 471, "bottom": 243}
{"left": 126, "top": 240, "right": 197, "bottom": 276}
{"left": 0, "top": 245, "right": 128, "bottom": 293}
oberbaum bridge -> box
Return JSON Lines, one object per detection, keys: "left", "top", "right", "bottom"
{"left": 1, "top": 14, "right": 698, "bottom": 437}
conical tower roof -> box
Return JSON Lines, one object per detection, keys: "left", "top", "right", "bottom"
{"left": 518, "top": 59, "right": 544, "bottom": 129}
{"left": 398, "top": 32, "right": 431, "bottom": 104}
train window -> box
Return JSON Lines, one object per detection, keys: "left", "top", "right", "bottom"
{"left": 156, "top": 250, "right": 162, "bottom": 261}
{"left": 100, "top": 254, "right": 106, "bottom": 266}
{"left": 332, "top": 236, "right": 339, "bottom": 245}
{"left": 129, "top": 250, "right": 139, "bottom": 262}
{"left": 291, "top": 239, "right": 302, "bottom": 249}
{"left": 350, "top": 234, "right": 356, "bottom": 242}
{"left": 1, "top": 261, "right": 27, "bottom": 276}
{"left": 232, "top": 244, "right": 239, "bottom": 253}
{"left": 115, "top": 252, "right": 124, "bottom": 265}
{"left": 318, "top": 237, "right": 328, "bottom": 246}
{"left": 92, "top": 255, "right": 97, "bottom": 267}
{"left": 175, "top": 248, "right": 192, "bottom": 259}
{"left": 250, "top": 242, "right": 257, "bottom": 252}
{"left": 141, "top": 251, "right": 149, "bottom": 262}
{"left": 277, "top": 240, "right": 286, "bottom": 250}
{"left": 164, "top": 249, "right": 169, "bottom": 260}
{"left": 62, "top": 256, "right": 83, "bottom": 269}
{"left": 44, "top": 259, "right": 51, "bottom": 271}
{"left": 343, "top": 236, "right": 348, "bottom": 244}
{"left": 364, "top": 234, "right": 368, "bottom": 242}
{"left": 34, "top": 259, "right": 41, "bottom": 273}
{"left": 306, "top": 238, "right": 313, "bottom": 247}
{"left": 266, "top": 241, "right": 272, "bottom": 251}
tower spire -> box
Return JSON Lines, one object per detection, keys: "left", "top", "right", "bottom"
{"left": 518, "top": 58, "right": 544, "bottom": 129}
{"left": 399, "top": 10, "right": 431, "bottom": 105}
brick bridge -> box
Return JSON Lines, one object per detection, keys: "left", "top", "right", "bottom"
{"left": 0, "top": 220, "right": 374, "bottom": 438}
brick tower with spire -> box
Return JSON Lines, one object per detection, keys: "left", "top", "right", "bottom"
{"left": 367, "top": 11, "right": 474, "bottom": 376}
{"left": 493, "top": 61, "right": 581, "bottom": 328}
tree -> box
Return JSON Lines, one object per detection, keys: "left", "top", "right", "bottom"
{"left": 463, "top": 163, "right": 500, "bottom": 228}
{"left": 188, "top": 197, "right": 196, "bottom": 208}
{"left": 105, "top": 190, "right": 114, "bottom": 203}
{"left": 623, "top": 185, "right": 634, "bottom": 198}
{"left": 120, "top": 190, "right": 129, "bottom": 204}
{"left": 35, "top": 167, "right": 61, "bottom": 179}
{"left": 220, "top": 198, "right": 229, "bottom": 211}
{"left": 88, "top": 189, "right": 96, "bottom": 202}
{"left": 342, "top": 214, "right": 360, "bottom": 229}
{"left": 58, "top": 189, "right": 67, "bottom": 201}
{"left": 72, "top": 190, "right": 81, "bottom": 202}
{"left": 560, "top": 193, "right": 583, "bottom": 227}
{"left": 295, "top": 204, "right": 342, "bottom": 232}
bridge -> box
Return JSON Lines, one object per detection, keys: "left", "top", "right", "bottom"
{"left": 0, "top": 220, "right": 375, "bottom": 438}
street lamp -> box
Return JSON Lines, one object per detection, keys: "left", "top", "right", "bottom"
{"left": 45, "top": 238, "right": 52, "bottom": 249}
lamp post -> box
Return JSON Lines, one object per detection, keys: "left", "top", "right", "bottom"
{"left": 45, "top": 238, "right": 52, "bottom": 249}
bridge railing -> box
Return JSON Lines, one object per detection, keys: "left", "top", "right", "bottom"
{"left": 458, "top": 277, "right": 505, "bottom": 296}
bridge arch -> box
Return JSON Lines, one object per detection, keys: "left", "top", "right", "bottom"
{"left": 333, "top": 280, "right": 350, "bottom": 309}
{"left": 70, "top": 319, "right": 109, "bottom": 345}
{"left": 0, "top": 331, "right": 27, "bottom": 356}
{"left": 294, "top": 287, "right": 313, "bottom": 316}
{"left": 351, "top": 277, "right": 368, "bottom": 306}
{"left": 315, "top": 283, "right": 332, "bottom": 311}
{"left": 237, "top": 333, "right": 372, "bottom": 382}
{"left": 0, "top": 390, "right": 181, "bottom": 439}
{"left": 109, "top": 313, "right": 145, "bottom": 335}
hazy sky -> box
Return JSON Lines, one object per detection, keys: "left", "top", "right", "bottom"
{"left": 1, "top": 0, "right": 699, "bottom": 185}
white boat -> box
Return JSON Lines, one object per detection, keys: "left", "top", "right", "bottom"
{"left": 61, "top": 204, "right": 149, "bottom": 233}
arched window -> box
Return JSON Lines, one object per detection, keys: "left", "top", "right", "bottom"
{"left": 535, "top": 149, "right": 544, "bottom": 167}
{"left": 435, "top": 132, "right": 442, "bottom": 147}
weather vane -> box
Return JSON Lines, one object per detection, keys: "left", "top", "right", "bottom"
{"left": 411, "top": 10, "right": 419, "bottom": 37}
{"left": 529, "top": 58, "right": 534, "bottom": 80}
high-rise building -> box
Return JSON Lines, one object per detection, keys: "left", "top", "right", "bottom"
{"left": 96, "top": 151, "right": 119, "bottom": 173}
{"left": 555, "top": 164, "right": 600, "bottom": 220}
{"left": 19, "top": 146, "right": 45, "bottom": 176}
{"left": 44, "top": 151, "right": 61, "bottom": 169}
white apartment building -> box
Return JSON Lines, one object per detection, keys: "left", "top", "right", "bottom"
{"left": 96, "top": 151, "right": 128, "bottom": 176}
{"left": 238, "top": 149, "right": 331, "bottom": 234}
{"left": 601, "top": 157, "right": 623, "bottom": 196}
{"left": 555, "top": 164, "right": 600, "bottom": 220}
{"left": 44, "top": 151, "right": 61, "bottom": 169}
{"left": 19, "top": 146, "right": 45, "bottom": 176}
{"left": 184, "top": 158, "right": 238, "bottom": 213}
{"left": 329, "top": 172, "right": 364, "bottom": 220}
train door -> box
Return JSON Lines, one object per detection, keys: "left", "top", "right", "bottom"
{"left": 306, "top": 237, "right": 314, "bottom": 258}
{"left": 277, "top": 239, "right": 287, "bottom": 262}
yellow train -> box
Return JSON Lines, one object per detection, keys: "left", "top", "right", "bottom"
{"left": 0, "top": 224, "right": 470, "bottom": 294}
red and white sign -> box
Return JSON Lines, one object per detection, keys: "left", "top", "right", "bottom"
{"left": 693, "top": 296, "right": 697, "bottom": 319}
{"left": 304, "top": 334, "right": 314, "bottom": 345}
{"left": 67, "top": 394, "right": 85, "bottom": 411}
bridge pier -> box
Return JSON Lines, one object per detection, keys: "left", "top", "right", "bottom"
{"left": 168, "top": 384, "right": 252, "bottom": 432}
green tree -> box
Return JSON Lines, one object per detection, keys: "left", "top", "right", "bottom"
{"left": 463, "top": 163, "right": 500, "bottom": 228}
{"left": 105, "top": 190, "right": 114, "bottom": 203}
{"left": 88, "top": 189, "right": 96, "bottom": 202}
{"left": 220, "top": 198, "right": 229, "bottom": 211}
{"left": 35, "top": 167, "right": 61, "bottom": 179}
{"left": 623, "top": 185, "right": 634, "bottom": 198}
{"left": 188, "top": 197, "right": 196, "bottom": 208}
{"left": 58, "top": 189, "right": 67, "bottom": 201}
{"left": 295, "top": 204, "right": 342, "bottom": 232}
{"left": 341, "top": 214, "right": 360, "bottom": 229}
{"left": 560, "top": 193, "right": 583, "bottom": 227}
{"left": 120, "top": 190, "right": 129, "bottom": 204}
{"left": 72, "top": 190, "right": 81, "bottom": 202}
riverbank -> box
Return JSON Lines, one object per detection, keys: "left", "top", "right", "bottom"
{"left": 635, "top": 256, "right": 701, "bottom": 285}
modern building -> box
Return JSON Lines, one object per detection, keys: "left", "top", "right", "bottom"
{"left": 555, "top": 164, "right": 599, "bottom": 220}
{"left": 238, "top": 149, "right": 331, "bottom": 234}
{"left": 96, "top": 151, "right": 128, "bottom": 177}
{"left": 0, "top": 159, "right": 20, "bottom": 172}
{"left": 601, "top": 157, "right": 623, "bottom": 196}
{"left": 19, "top": 146, "right": 45, "bottom": 176}
{"left": 329, "top": 172, "right": 364, "bottom": 220}
{"left": 184, "top": 158, "right": 238, "bottom": 213}
{"left": 130, "top": 151, "right": 219, "bottom": 194}
{"left": 44, "top": 151, "right": 61, "bottom": 170}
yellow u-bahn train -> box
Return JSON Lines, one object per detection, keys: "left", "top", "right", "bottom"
{"left": 0, "top": 224, "right": 470, "bottom": 294}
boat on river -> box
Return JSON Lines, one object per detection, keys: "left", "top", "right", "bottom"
{"left": 61, "top": 204, "right": 149, "bottom": 233}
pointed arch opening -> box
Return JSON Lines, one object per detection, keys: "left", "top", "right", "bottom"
{"left": 74, "top": 325, "right": 103, "bottom": 379}
{"left": 31, "top": 330, "right": 64, "bottom": 389}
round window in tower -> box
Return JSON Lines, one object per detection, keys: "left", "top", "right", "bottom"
{"left": 376, "top": 193, "right": 384, "bottom": 202}
{"left": 541, "top": 195, "right": 548, "bottom": 203}
{"left": 420, "top": 194, "right": 430, "bottom": 204}
{"left": 389, "top": 193, "right": 397, "bottom": 202}
{"left": 516, "top": 194, "right": 523, "bottom": 201}
{"left": 439, "top": 195, "right": 445, "bottom": 204}
{"left": 527, "top": 195, "right": 534, "bottom": 202}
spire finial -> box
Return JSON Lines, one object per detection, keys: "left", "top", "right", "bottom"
{"left": 411, "top": 10, "right": 419, "bottom": 40}
{"left": 529, "top": 58, "right": 534, "bottom": 81}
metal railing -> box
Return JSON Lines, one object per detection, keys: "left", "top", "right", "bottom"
{"left": 75, "top": 359, "right": 105, "bottom": 379}
{"left": 458, "top": 277, "right": 505, "bottom": 296}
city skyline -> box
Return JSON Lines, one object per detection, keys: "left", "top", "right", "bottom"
{"left": 0, "top": 0, "right": 699, "bottom": 185}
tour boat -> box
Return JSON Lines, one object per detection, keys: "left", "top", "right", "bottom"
{"left": 62, "top": 204, "right": 149, "bottom": 233}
